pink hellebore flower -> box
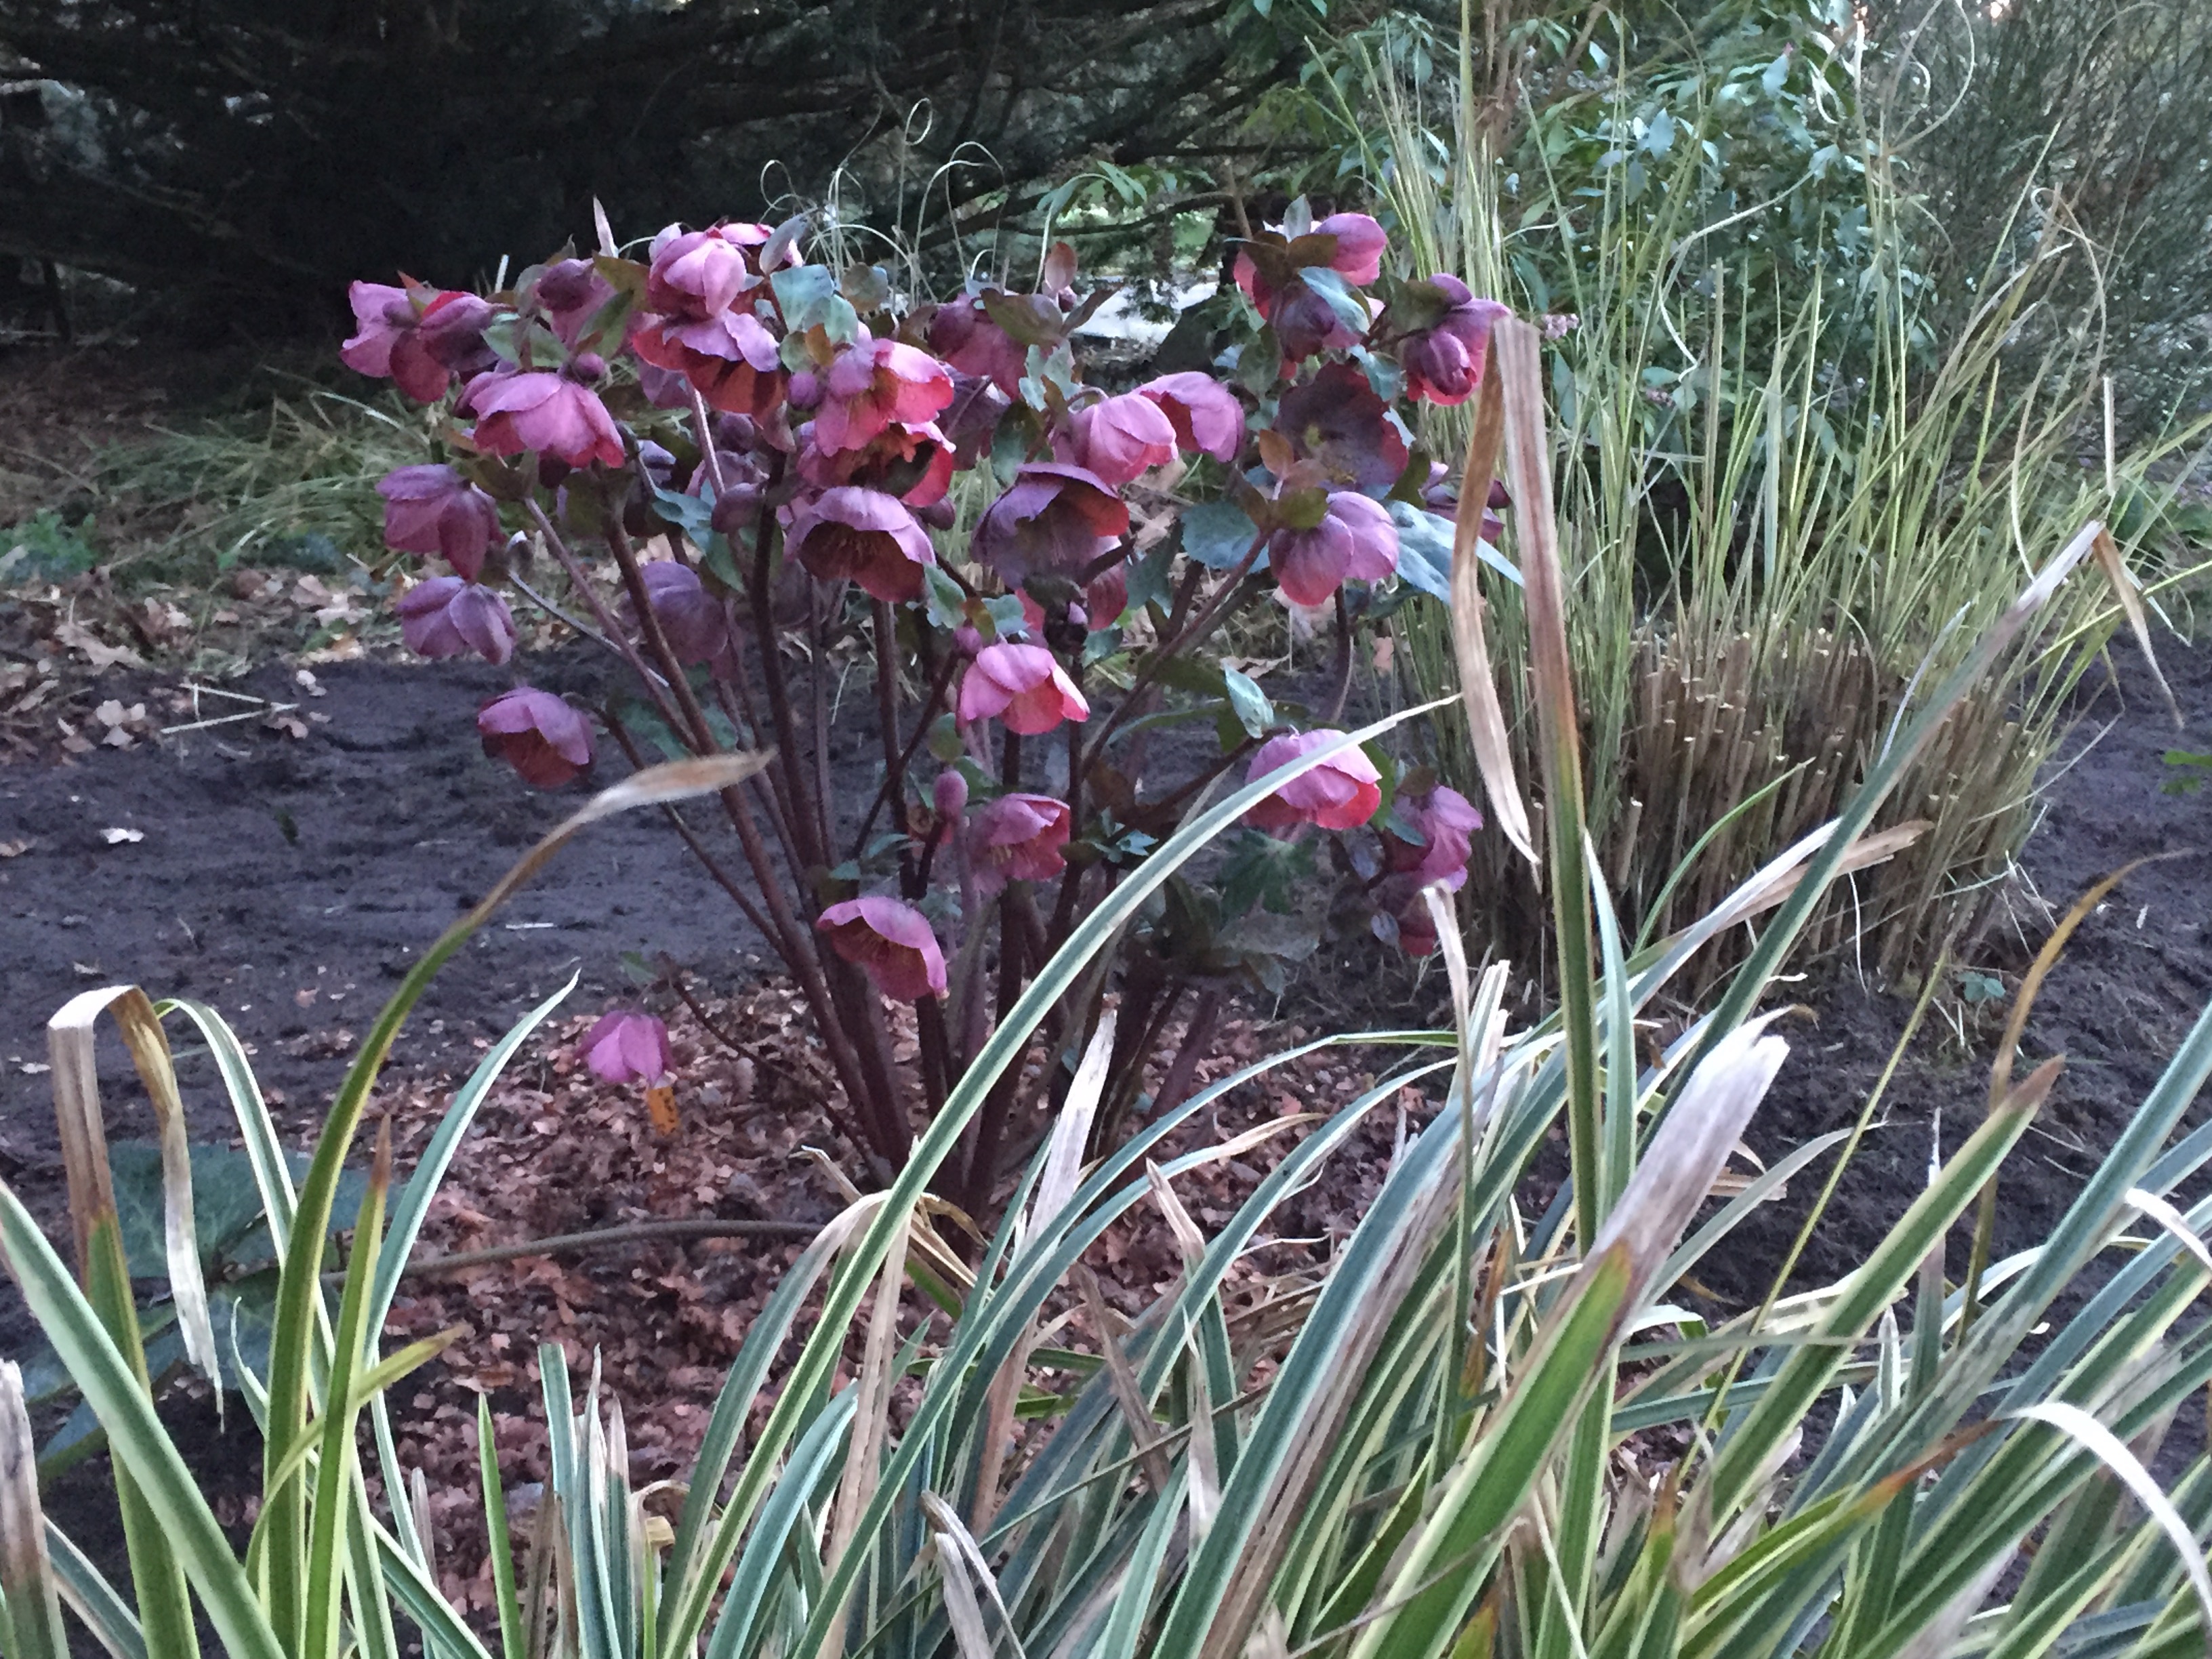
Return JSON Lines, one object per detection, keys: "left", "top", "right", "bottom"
{"left": 396, "top": 576, "right": 517, "bottom": 664}
{"left": 970, "top": 462, "right": 1130, "bottom": 586}
{"left": 958, "top": 642, "right": 1090, "bottom": 736}
{"left": 630, "top": 308, "right": 784, "bottom": 419}
{"left": 644, "top": 225, "right": 760, "bottom": 318}
{"left": 929, "top": 293, "right": 1043, "bottom": 395}
{"left": 797, "top": 417, "right": 955, "bottom": 508}
{"left": 636, "top": 561, "right": 733, "bottom": 674}
{"left": 969, "top": 792, "right": 1073, "bottom": 893}
{"left": 1310, "top": 212, "right": 1387, "bottom": 283}
{"left": 1232, "top": 211, "right": 1387, "bottom": 359}
{"left": 1136, "top": 373, "right": 1244, "bottom": 463}
{"left": 1246, "top": 730, "right": 1383, "bottom": 833}
{"left": 583, "top": 1010, "right": 674, "bottom": 1085}
{"left": 1069, "top": 392, "right": 1177, "bottom": 486}
{"left": 1400, "top": 277, "right": 1513, "bottom": 407}
{"left": 464, "top": 371, "right": 626, "bottom": 468}
{"left": 342, "top": 283, "right": 497, "bottom": 404}
{"left": 376, "top": 464, "right": 501, "bottom": 579}
{"left": 787, "top": 487, "right": 939, "bottom": 604}
{"left": 813, "top": 335, "right": 956, "bottom": 455}
{"left": 1269, "top": 491, "right": 1399, "bottom": 607}
{"left": 478, "top": 687, "right": 594, "bottom": 788}
{"left": 1385, "top": 784, "right": 1484, "bottom": 891}
{"left": 817, "top": 895, "right": 947, "bottom": 1001}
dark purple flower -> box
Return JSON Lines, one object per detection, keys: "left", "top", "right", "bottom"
{"left": 1398, "top": 277, "right": 1513, "bottom": 407}
{"left": 1231, "top": 211, "right": 1387, "bottom": 359}
{"left": 464, "top": 371, "right": 626, "bottom": 468}
{"left": 817, "top": 895, "right": 947, "bottom": 1000}
{"left": 1068, "top": 392, "right": 1177, "bottom": 486}
{"left": 634, "top": 561, "right": 734, "bottom": 674}
{"left": 478, "top": 687, "right": 594, "bottom": 788}
{"left": 534, "top": 258, "right": 616, "bottom": 347}
{"left": 971, "top": 462, "right": 1130, "bottom": 587}
{"left": 1383, "top": 783, "right": 1484, "bottom": 890}
{"left": 786, "top": 487, "right": 938, "bottom": 603}
{"left": 583, "top": 1010, "right": 674, "bottom": 1084}
{"left": 342, "top": 283, "right": 496, "bottom": 403}
{"left": 396, "top": 576, "right": 517, "bottom": 664}
{"left": 1137, "top": 373, "right": 1244, "bottom": 463}
{"left": 1275, "top": 363, "right": 1410, "bottom": 493}
{"left": 376, "top": 464, "right": 500, "bottom": 579}
{"left": 1269, "top": 491, "right": 1398, "bottom": 607}
{"left": 929, "top": 294, "right": 1043, "bottom": 395}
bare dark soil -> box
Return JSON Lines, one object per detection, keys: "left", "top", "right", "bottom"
{"left": 1703, "top": 633, "right": 2212, "bottom": 1303}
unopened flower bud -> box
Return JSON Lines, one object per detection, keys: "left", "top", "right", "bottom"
{"left": 710, "top": 483, "right": 763, "bottom": 541}
{"left": 787, "top": 369, "right": 822, "bottom": 410}
{"left": 712, "top": 413, "right": 758, "bottom": 452}
{"left": 917, "top": 497, "right": 958, "bottom": 529}
{"left": 567, "top": 352, "right": 607, "bottom": 384}
{"left": 933, "top": 769, "right": 968, "bottom": 824}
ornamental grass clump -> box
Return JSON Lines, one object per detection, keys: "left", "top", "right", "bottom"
{"left": 8, "top": 325, "right": 2211, "bottom": 1659}
{"left": 333, "top": 205, "right": 1516, "bottom": 1202}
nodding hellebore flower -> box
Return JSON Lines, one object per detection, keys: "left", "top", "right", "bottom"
{"left": 1232, "top": 211, "right": 1387, "bottom": 360}
{"left": 463, "top": 369, "right": 626, "bottom": 469}
{"left": 1275, "top": 362, "right": 1409, "bottom": 493}
{"left": 342, "top": 282, "right": 496, "bottom": 403}
{"left": 376, "top": 464, "right": 501, "bottom": 579}
{"left": 958, "top": 642, "right": 1090, "bottom": 736}
{"left": 582, "top": 1010, "right": 674, "bottom": 1085}
{"left": 970, "top": 462, "right": 1129, "bottom": 588}
{"left": 785, "top": 487, "right": 939, "bottom": 605}
{"left": 629, "top": 223, "right": 787, "bottom": 417}
{"left": 632, "top": 560, "right": 734, "bottom": 674}
{"left": 397, "top": 575, "right": 517, "bottom": 665}
{"left": 1382, "top": 785, "right": 1484, "bottom": 956}
{"left": 1067, "top": 391, "right": 1176, "bottom": 487}
{"left": 1136, "top": 373, "right": 1244, "bottom": 463}
{"left": 1245, "top": 729, "right": 1382, "bottom": 833}
{"left": 817, "top": 895, "right": 947, "bottom": 1001}
{"left": 812, "top": 334, "right": 956, "bottom": 456}
{"left": 1269, "top": 490, "right": 1399, "bottom": 608}
{"left": 1397, "top": 277, "right": 1512, "bottom": 407}
{"left": 968, "top": 792, "right": 1073, "bottom": 893}
{"left": 1385, "top": 783, "right": 1484, "bottom": 891}
{"left": 798, "top": 417, "right": 954, "bottom": 508}
{"left": 928, "top": 291, "right": 1048, "bottom": 396}
{"left": 478, "top": 686, "right": 594, "bottom": 788}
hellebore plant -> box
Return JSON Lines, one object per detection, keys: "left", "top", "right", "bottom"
{"left": 342, "top": 199, "right": 1509, "bottom": 1201}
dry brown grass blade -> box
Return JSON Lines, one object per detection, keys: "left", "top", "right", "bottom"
{"left": 819, "top": 1197, "right": 914, "bottom": 1656}
{"left": 47, "top": 985, "right": 218, "bottom": 1394}
{"left": 1986, "top": 853, "right": 2189, "bottom": 1109}
{"left": 2091, "top": 527, "right": 2183, "bottom": 729}
{"left": 1076, "top": 1263, "right": 1174, "bottom": 1497}
{"left": 1450, "top": 369, "right": 1536, "bottom": 866}
{"left": 1656, "top": 820, "right": 1932, "bottom": 951}
{"left": 1, "top": 1359, "right": 66, "bottom": 1659}
{"left": 1145, "top": 1161, "right": 1209, "bottom": 1273}
{"left": 1592, "top": 1017, "right": 1791, "bottom": 1311}
{"left": 972, "top": 1010, "right": 1117, "bottom": 1530}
